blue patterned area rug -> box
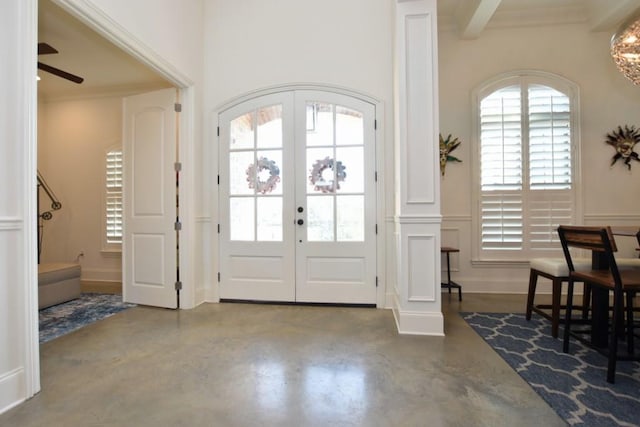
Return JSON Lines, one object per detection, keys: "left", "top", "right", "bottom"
{"left": 462, "top": 313, "right": 640, "bottom": 427}
{"left": 39, "top": 293, "right": 136, "bottom": 344}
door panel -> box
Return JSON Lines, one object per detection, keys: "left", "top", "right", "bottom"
{"left": 295, "top": 91, "right": 376, "bottom": 304}
{"left": 219, "top": 90, "right": 376, "bottom": 304}
{"left": 219, "top": 93, "right": 295, "bottom": 301}
{"left": 123, "top": 88, "right": 177, "bottom": 308}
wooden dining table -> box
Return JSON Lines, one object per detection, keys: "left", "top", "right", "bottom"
{"left": 589, "top": 226, "right": 640, "bottom": 348}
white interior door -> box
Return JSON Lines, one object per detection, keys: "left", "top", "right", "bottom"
{"left": 219, "top": 90, "right": 376, "bottom": 304}
{"left": 123, "top": 88, "right": 178, "bottom": 308}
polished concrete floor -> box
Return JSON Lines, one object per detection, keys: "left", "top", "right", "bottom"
{"left": 0, "top": 294, "right": 567, "bottom": 427}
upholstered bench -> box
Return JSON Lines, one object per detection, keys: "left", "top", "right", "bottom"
{"left": 38, "top": 262, "right": 81, "bottom": 309}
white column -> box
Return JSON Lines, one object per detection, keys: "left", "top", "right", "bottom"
{"left": 392, "top": 0, "right": 442, "bottom": 335}
{"left": 0, "top": 0, "right": 40, "bottom": 414}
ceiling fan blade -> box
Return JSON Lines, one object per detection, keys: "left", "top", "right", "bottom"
{"left": 38, "top": 62, "right": 84, "bottom": 84}
{"left": 38, "top": 43, "right": 58, "bottom": 55}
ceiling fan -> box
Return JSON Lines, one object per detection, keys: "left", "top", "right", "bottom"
{"left": 37, "top": 42, "right": 84, "bottom": 84}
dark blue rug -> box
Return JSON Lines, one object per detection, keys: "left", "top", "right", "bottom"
{"left": 462, "top": 313, "right": 640, "bottom": 427}
{"left": 39, "top": 293, "right": 136, "bottom": 343}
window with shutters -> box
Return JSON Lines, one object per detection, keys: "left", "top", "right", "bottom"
{"left": 104, "top": 147, "right": 123, "bottom": 251}
{"left": 473, "top": 72, "right": 579, "bottom": 261}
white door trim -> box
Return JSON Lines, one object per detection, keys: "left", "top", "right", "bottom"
{"left": 18, "top": 0, "right": 40, "bottom": 405}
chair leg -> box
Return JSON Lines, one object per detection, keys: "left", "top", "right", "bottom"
{"left": 563, "top": 279, "right": 575, "bottom": 354}
{"left": 582, "top": 283, "right": 591, "bottom": 320}
{"left": 551, "top": 278, "right": 562, "bottom": 339}
{"left": 608, "top": 288, "right": 622, "bottom": 384}
{"left": 526, "top": 269, "right": 538, "bottom": 321}
{"left": 626, "top": 291, "right": 634, "bottom": 355}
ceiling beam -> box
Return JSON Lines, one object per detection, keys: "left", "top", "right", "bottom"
{"left": 455, "top": 0, "right": 502, "bottom": 39}
{"left": 588, "top": 0, "right": 640, "bottom": 32}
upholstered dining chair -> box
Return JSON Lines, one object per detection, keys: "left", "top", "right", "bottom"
{"left": 557, "top": 225, "right": 640, "bottom": 383}
{"left": 526, "top": 258, "right": 591, "bottom": 338}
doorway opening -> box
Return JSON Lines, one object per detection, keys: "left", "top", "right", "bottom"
{"left": 36, "top": 0, "right": 181, "bottom": 321}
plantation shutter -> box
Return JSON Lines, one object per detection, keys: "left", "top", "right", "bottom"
{"left": 480, "top": 85, "right": 523, "bottom": 249}
{"left": 106, "top": 149, "right": 123, "bottom": 244}
{"left": 527, "top": 85, "right": 573, "bottom": 250}
{"left": 528, "top": 85, "right": 572, "bottom": 190}
{"left": 479, "top": 80, "right": 574, "bottom": 254}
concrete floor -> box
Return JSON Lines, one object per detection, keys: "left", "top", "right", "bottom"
{"left": 0, "top": 294, "right": 567, "bottom": 427}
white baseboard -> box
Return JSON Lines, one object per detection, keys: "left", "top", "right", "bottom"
{"left": 81, "top": 280, "right": 122, "bottom": 294}
{"left": 391, "top": 294, "right": 444, "bottom": 336}
{"left": 0, "top": 368, "right": 25, "bottom": 415}
{"left": 80, "top": 268, "right": 122, "bottom": 283}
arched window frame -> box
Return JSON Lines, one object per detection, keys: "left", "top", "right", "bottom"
{"left": 471, "top": 70, "right": 582, "bottom": 263}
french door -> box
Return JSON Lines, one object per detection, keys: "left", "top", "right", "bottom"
{"left": 219, "top": 90, "right": 376, "bottom": 304}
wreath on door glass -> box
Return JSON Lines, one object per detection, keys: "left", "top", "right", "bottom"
{"left": 309, "top": 157, "right": 346, "bottom": 193}
{"left": 246, "top": 156, "right": 280, "bottom": 194}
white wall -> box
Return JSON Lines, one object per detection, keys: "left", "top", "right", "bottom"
{"left": 439, "top": 22, "right": 640, "bottom": 293}
{"left": 202, "top": 0, "right": 396, "bottom": 302}
{"left": 38, "top": 96, "right": 123, "bottom": 282}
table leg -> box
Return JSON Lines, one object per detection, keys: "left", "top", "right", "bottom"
{"left": 591, "top": 286, "right": 609, "bottom": 348}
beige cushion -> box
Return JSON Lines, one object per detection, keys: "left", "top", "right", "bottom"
{"left": 38, "top": 263, "right": 81, "bottom": 309}
{"left": 530, "top": 257, "right": 591, "bottom": 277}
{"left": 616, "top": 257, "right": 640, "bottom": 269}
{"left": 38, "top": 262, "right": 81, "bottom": 285}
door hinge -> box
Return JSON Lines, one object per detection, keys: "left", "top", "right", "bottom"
{"left": 374, "top": 119, "right": 377, "bottom": 130}
{"left": 174, "top": 221, "right": 182, "bottom": 231}
{"left": 217, "top": 224, "right": 220, "bottom": 233}
{"left": 174, "top": 103, "right": 182, "bottom": 113}
{"left": 175, "top": 281, "right": 183, "bottom": 290}
{"left": 376, "top": 276, "right": 379, "bottom": 287}
{"left": 375, "top": 171, "right": 378, "bottom": 182}
{"left": 174, "top": 162, "right": 182, "bottom": 172}
{"left": 217, "top": 272, "right": 221, "bottom": 282}
{"left": 375, "top": 224, "right": 378, "bottom": 235}
{"left": 217, "top": 126, "right": 220, "bottom": 137}
{"left": 217, "top": 174, "right": 220, "bottom": 185}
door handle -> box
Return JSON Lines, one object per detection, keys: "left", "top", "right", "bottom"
{"left": 297, "top": 219, "right": 304, "bottom": 225}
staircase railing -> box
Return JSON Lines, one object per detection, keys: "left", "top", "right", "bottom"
{"left": 37, "top": 170, "right": 62, "bottom": 263}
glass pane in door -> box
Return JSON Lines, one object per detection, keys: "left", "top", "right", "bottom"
{"left": 228, "top": 105, "right": 284, "bottom": 242}
{"left": 335, "top": 106, "right": 363, "bottom": 146}
{"left": 257, "top": 197, "right": 282, "bottom": 241}
{"left": 337, "top": 195, "right": 364, "bottom": 241}
{"left": 257, "top": 105, "right": 283, "bottom": 149}
{"left": 336, "top": 147, "right": 364, "bottom": 193}
{"left": 307, "top": 196, "right": 334, "bottom": 241}
{"left": 230, "top": 197, "right": 255, "bottom": 241}
{"left": 306, "top": 102, "right": 333, "bottom": 146}
{"left": 305, "top": 102, "right": 365, "bottom": 243}
{"left": 230, "top": 113, "right": 254, "bottom": 149}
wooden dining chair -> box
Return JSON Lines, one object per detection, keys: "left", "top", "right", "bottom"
{"left": 557, "top": 225, "right": 640, "bottom": 383}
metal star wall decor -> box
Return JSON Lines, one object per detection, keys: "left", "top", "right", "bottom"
{"left": 439, "top": 133, "right": 462, "bottom": 176}
{"left": 605, "top": 125, "right": 640, "bottom": 170}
